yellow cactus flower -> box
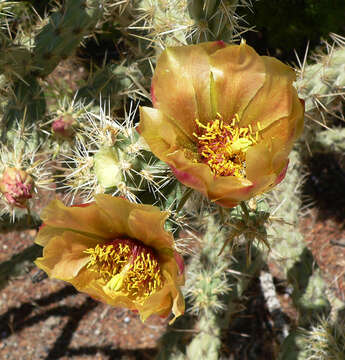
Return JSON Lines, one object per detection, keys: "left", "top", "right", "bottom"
{"left": 34, "top": 195, "right": 185, "bottom": 322}
{"left": 138, "top": 41, "right": 304, "bottom": 207}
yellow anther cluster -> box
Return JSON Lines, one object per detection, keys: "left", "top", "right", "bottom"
{"left": 84, "top": 239, "right": 163, "bottom": 303}
{"left": 193, "top": 114, "right": 260, "bottom": 177}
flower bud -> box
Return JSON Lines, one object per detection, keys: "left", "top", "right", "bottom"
{"left": 52, "top": 114, "right": 76, "bottom": 138}
{"left": 0, "top": 167, "right": 34, "bottom": 208}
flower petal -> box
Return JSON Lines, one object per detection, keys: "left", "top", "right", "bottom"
{"left": 94, "top": 194, "right": 138, "bottom": 237}
{"left": 138, "top": 270, "right": 184, "bottom": 322}
{"left": 245, "top": 143, "right": 277, "bottom": 194}
{"left": 260, "top": 90, "right": 304, "bottom": 160}
{"left": 167, "top": 150, "right": 211, "bottom": 196}
{"left": 241, "top": 56, "right": 296, "bottom": 129}
{"left": 168, "top": 150, "right": 255, "bottom": 207}
{"left": 138, "top": 107, "right": 182, "bottom": 159}
{"left": 128, "top": 208, "right": 173, "bottom": 249}
{"left": 210, "top": 42, "right": 266, "bottom": 122}
{"left": 39, "top": 199, "right": 112, "bottom": 240}
{"left": 207, "top": 175, "right": 254, "bottom": 207}
{"left": 35, "top": 231, "right": 96, "bottom": 280}
{"left": 152, "top": 42, "right": 224, "bottom": 136}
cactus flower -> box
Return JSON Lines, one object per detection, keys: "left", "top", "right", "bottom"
{"left": 138, "top": 41, "right": 304, "bottom": 207}
{"left": 34, "top": 195, "right": 185, "bottom": 322}
{"left": 0, "top": 167, "right": 34, "bottom": 208}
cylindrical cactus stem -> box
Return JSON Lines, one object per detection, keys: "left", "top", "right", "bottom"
{"left": 296, "top": 38, "right": 345, "bottom": 117}
{"left": 299, "top": 316, "right": 345, "bottom": 360}
{"left": 187, "top": 0, "right": 248, "bottom": 42}
{"left": 1, "top": 0, "right": 103, "bottom": 139}
{"left": 32, "top": 0, "right": 103, "bottom": 77}
{"left": 1, "top": 76, "right": 46, "bottom": 138}
{"left": 155, "top": 215, "right": 232, "bottom": 360}
{"left": 0, "top": 36, "right": 34, "bottom": 82}
{"left": 136, "top": 0, "right": 252, "bottom": 48}
{"left": 267, "top": 148, "right": 333, "bottom": 357}
{"left": 155, "top": 211, "right": 266, "bottom": 360}
{"left": 309, "top": 128, "right": 345, "bottom": 154}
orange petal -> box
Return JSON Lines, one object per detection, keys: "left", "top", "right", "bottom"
{"left": 94, "top": 194, "right": 139, "bottom": 238}
{"left": 167, "top": 150, "right": 211, "bottom": 196}
{"left": 40, "top": 199, "right": 112, "bottom": 240}
{"left": 167, "top": 150, "right": 256, "bottom": 207}
{"left": 260, "top": 90, "right": 304, "bottom": 157}
{"left": 207, "top": 175, "right": 254, "bottom": 207}
{"left": 35, "top": 231, "right": 96, "bottom": 280}
{"left": 138, "top": 107, "right": 183, "bottom": 159}
{"left": 245, "top": 143, "right": 277, "bottom": 194}
{"left": 246, "top": 143, "right": 273, "bottom": 181}
{"left": 152, "top": 43, "right": 224, "bottom": 136}
{"left": 241, "top": 56, "right": 296, "bottom": 129}
{"left": 128, "top": 208, "right": 173, "bottom": 249}
{"left": 138, "top": 270, "right": 184, "bottom": 322}
{"left": 36, "top": 226, "right": 66, "bottom": 247}
{"left": 210, "top": 42, "right": 266, "bottom": 122}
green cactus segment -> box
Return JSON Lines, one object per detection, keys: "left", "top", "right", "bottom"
{"left": 187, "top": 0, "right": 206, "bottom": 21}
{"left": 76, "top": 65, "right": 142, "bottom": 111}
{"left": 137, "top": 0, "right": 251, "bottom": 47}
{"left": 185, "top": 317, "right": 221, "bottom": 360}
{"left": 299, "top": 316, "right": 345, "bottom": 360}
{"left": 2, "top": 76, "right": 46, "bottom": 138}
{"left": 187, "top": 0, "right": 242, "bottom": 42}
{"left": 156, "top": 214, "right": 265, "bottom": 360}
{"left": 89, "top": 124, "right": 176, "bottom": 207}
{"left": 268, "top": 150, "right": 306, "bottom": 273}
{"left": 1, "top": 0, "right": 103, "bottom": 142}
{"left": 310, "top": 128, "right": 345, "bottom": 153}
{"left": 94, "top": 146, "right": 122, "bottom": 188}
{"left": 288, "top": 254, "right": 330, "bottom": 325}
{"left": 137, "top": 0, "right": 192, "bottom": 46}
{"left": 33, "top": 0, "right": 102, "bottom": 77}
{"left": 156, "top": 216, "right": 232, "bottom": 360}
{"left": 296, "top": 44, "right": 345, "bottom": 113}
{"left": 268, "top": 149, "right": 330, "bottom": 311}
{"left": 268, "top": 148, "right": 331, "bottom": 357}
{"left": 0, "top": 36, "right": 34, "bottom": 82}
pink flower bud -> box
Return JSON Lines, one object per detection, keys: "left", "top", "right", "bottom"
{"left": 0, "top": 167, "right": 34, "bottom": 208}
{"left": 52, "top": 114, "right": 76, "bottom": 138}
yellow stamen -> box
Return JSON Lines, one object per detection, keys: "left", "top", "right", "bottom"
{"left": 84, "top": 238, "right": 163, "bottom": 304}
{"left": 193, "top": 113, "right": 260, "bottom": 177}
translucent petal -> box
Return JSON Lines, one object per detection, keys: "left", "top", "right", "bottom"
{"left": 39, "top": 200, "right": 112, "bottom": 240}
{"left": 241, "top": 56, "right": 296, "bottom": 129}
{"left": 210, "top": 43, "right": 266, "bottom": 122}
{"left": 152, "top": 42, "right": 224, "bottom": 135}
{"left": 35, "top": 231, "right": 96, "bottom": 280}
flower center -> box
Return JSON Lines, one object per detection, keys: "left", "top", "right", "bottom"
{"left": 193, "top": 113, "right": 260, "bottom": 177}
{"left": 84, "top": 238, "right": 163, "bottom": 303}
